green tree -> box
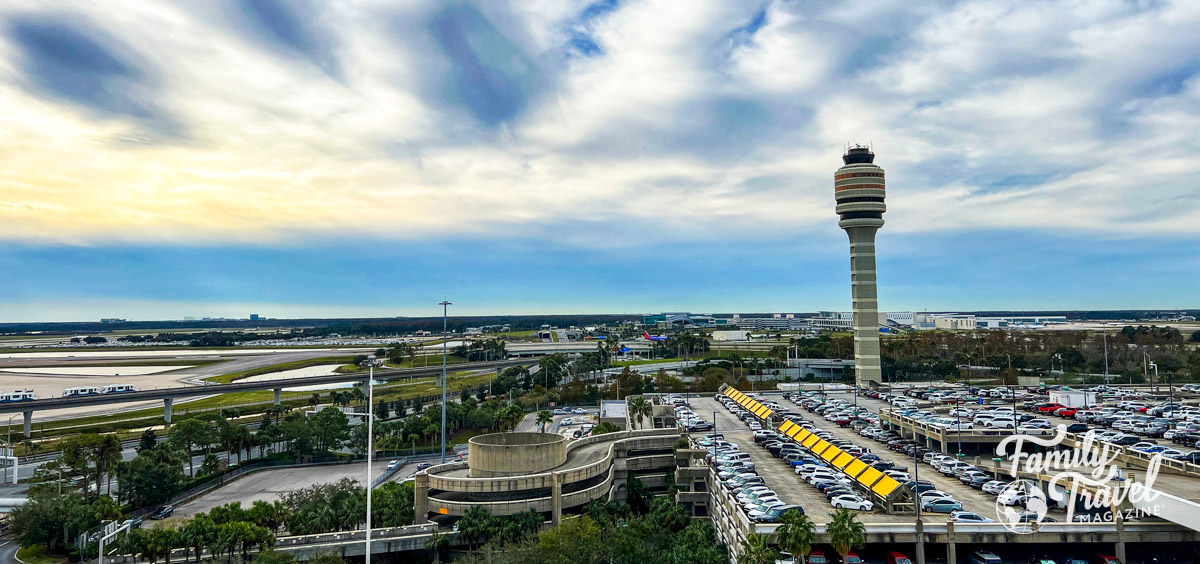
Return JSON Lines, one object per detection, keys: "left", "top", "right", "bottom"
{"left": 538, "top": 515, "right": 602, "bottom": 563}
{"left": 456, "top": 506, "right": 494, "bottom": 552}
{"left": 147, "top": 525, "right": 180, "bottom": 564}
{"left": 738, "top": 533, "right": 778, "bottom": 564}
{"left": 536, "top": 410, "right": 553, "bottom": 432}
{"left": 10, "top": 489, "right": 96, "bottom": 552}
{"left": 199, "top": 453, "right": 220, "bottom": 477}
{"left": 775, "top": 510, "right": 816, "bottom": 564}
{"left": 629, "top": 396, "right": 652, "bottom": 428}
{"left": 180, "top": 514, "right": 219, "bottom": 562}
{"left": 253, "top": 550, "right": 296, "bottom": 564}
{"left": 826, "top": 509, "right": 866, "bottom": 564}
{"left": 138, "top": 428, "right": 158, "bottom": 452}
{"left": 247, "top": 500, "right": 287, "bottom": 532}
{"left": 169, "top": 418, "right": 214, "bottom": 477}
{"left": 591, "top": 421, "right": 620, "bottom": 435}
{"left": 425, "top": 530, "right": 449, "bottom": 563}
{"left": 91, "top": 494, "right": 123, "bottom": 522}
{"left": 118, "top": 444, "right": 188, "bottom": 508}
{"left": 371, "top": 481, "right": 415, "bottom": 528}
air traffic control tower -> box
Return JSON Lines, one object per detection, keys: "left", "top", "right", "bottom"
{"left": 835, "top": 145, "right": 886, "bottom": 389}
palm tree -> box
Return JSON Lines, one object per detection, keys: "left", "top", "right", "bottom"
{"left": 425, "top": 530, "right": 449, "bottom": 563}
{"left": 536, "top": 410, "right": 553, "bottom": 433}
{"left": 738, "top": 533, "right": 778, "bottom": 564}
{"left": 827, "top": 509, "right": 866, "bottom": 564}
{"left": 776, "top": 510, "right": 816, "bottom": 564}
{"left": 308, "top": 393, "right": 320, "bottom": 408}
{"left": 457, "top": 506, "right": 494, "bottom": 552}
{"left": 629, "top": 396, "right": 652, "bottom": 429}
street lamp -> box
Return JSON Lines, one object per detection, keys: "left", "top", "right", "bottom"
{"left": 913, "top": 436, "right": 925, "bottom": 564}
{"left": 439, "top": 300, "right": 451, "bottom": 464}
{"left": 361, "top": 356, "right": 378, "bottom": 564}
{"left": 4, "top": 414, "right": 15, "bottom": 484}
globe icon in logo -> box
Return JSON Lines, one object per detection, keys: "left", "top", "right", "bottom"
{"left": 995, "top": 481, "right": 1047, "bottom": 533}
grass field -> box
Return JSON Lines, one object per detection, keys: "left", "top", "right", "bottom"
{"left": 204, "top": 356, "right": 359, "bottom": 384}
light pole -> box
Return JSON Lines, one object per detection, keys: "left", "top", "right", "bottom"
{"left": 913, "top": 436, "right": 925, "bottom": 564}
{"left": 1103, "top": 333, "right": 1110, "bottom": 385}
{"left": 4, "top": 414, "right": 14, "bottom": 484}
{"left": 440, "top": 300, "right": 451, "bottom": 464}
{"left": 362, "top": 357, "right": 377, "bottom": 564}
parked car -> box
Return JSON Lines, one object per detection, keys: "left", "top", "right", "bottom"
{"left": 922, "top": 498, "right": 964, "bottom": 513}
{"left": 150, "top": 505, "right": 174, "bottom": 520}
{"left": 885, "top": 552, "right": 913, "bottom": 564}
{"left": 830, "top": 494, "right": 873, "bottom": 511}
{"left": 950, "top": 511, "right": 995, "bottom": 523}
{"left": 969, "top": 552, "right": 1003, "bottom": 564}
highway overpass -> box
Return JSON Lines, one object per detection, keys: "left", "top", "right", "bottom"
{"left": 0, "top": 359, "right": 533, "bottom": 436}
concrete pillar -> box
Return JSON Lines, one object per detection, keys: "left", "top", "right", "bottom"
{"left": 1115, "top": 510, "right": 1126, "bottom": 564}
{"left": 413, "top": 472, "right": 430, "bottom": 524}
{"left": 946, "top": 521, "right": 956, "bottom": 564}
{"left": 551, "top": 473, "right": 563, "bottom": 526}
{"left": 163, "top": 397, "right": 174, "bottom": 424}
{"left": 22, "top": 411, "right": 32, "bottom": 438}
{"left": 914, "top": 519, "right": 925, "bottom": 564}
{"left": 273, "top": 388, "right": 282, "bottom": 406}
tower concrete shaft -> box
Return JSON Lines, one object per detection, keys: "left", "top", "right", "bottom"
{"left": 836, "top": 146, "right": 886, "bottom": 389}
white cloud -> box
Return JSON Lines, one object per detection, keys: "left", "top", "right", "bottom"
{"left": 0, "top": 0, "right": 1197, "bottom": 246}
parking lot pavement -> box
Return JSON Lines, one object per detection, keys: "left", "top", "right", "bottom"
{"left": 796, "top": 394, "right": 998, "bottom": 520}
{"left": 692, "top": 397, "right": 835, "bottom": 521}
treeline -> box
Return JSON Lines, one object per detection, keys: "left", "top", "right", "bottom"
{"left": 455, "top": 495, "right": 728, "bottom": 564}
{"left": 878, "top": 326, "right": 1200, "bottom": 382}
{"left": 108, "top": 478, "right": 414, "bottom": 563}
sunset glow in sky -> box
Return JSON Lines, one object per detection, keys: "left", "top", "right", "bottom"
{"left": 2, "top": 1, "right": 1198, "bottom": 321}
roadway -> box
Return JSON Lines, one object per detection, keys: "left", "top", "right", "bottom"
{"left": 169, "top": 458, "right": 422, "bottom": 521}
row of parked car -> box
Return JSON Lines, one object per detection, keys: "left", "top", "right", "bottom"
{"left": 703, "top": 393, "right": 801, "bottom": 523}
{"left": 674, "top": 402, "right": 715, "bottom": 431}
{"left": 853, "top": 422, "right": 1064, "bottom": 522}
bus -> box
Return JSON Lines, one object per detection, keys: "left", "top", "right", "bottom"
{"left": 101, "top": 384, "right": 137, "bottom": 394}
{"left": 62, "top": 386, "right": 102, "bottom": 398}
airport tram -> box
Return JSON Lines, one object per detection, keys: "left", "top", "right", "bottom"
{"left": 62, "top": 386, "right": 103, "bottom": 397}
{"left": 60, "top": 384, "right": 137, "bottom": 398}
{"left": 0, "top": 390, "right": 38, "bottom": 403}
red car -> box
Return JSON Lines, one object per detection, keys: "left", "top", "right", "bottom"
{"left": 843, "top": 552, "right": 863, "bottom": 564}
{"left": 886, "top": 552, "right": 913, "bottom": 564}
{"left": 1037, "top": 403, "right": 1066, "bottom": 414}
{"left": 1094, "top": 555, "right": 1121, "bottom": 564}
{"left": 1056, "top": 407, "right": 1078, "bottom": 417}
{"left": 809, "top": 551, "right": 828, "bottom": 564}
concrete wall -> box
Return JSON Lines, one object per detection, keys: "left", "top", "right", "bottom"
{"left": 468, "top": 432, "right": 567, "bottom": 478}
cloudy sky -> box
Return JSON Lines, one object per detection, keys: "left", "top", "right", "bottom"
{"left": 1, "top": 0, "right": 1198, "bottom": 321}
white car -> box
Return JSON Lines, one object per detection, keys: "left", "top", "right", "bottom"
{"left": 981, "top": 480, "right": 1009, "bottom": 495}
{"left": 830, "top": 494, "right": 873, "bottom": 511}
{"left": 949, "top": 510, "right": 995, "bottom": 523}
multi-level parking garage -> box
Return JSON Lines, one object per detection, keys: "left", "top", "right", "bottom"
{"left": 689, "top": 386, "right": 1200, "bottom": 563}
{"left": 414, "top": 428, "right": 680, "bottom": 525}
